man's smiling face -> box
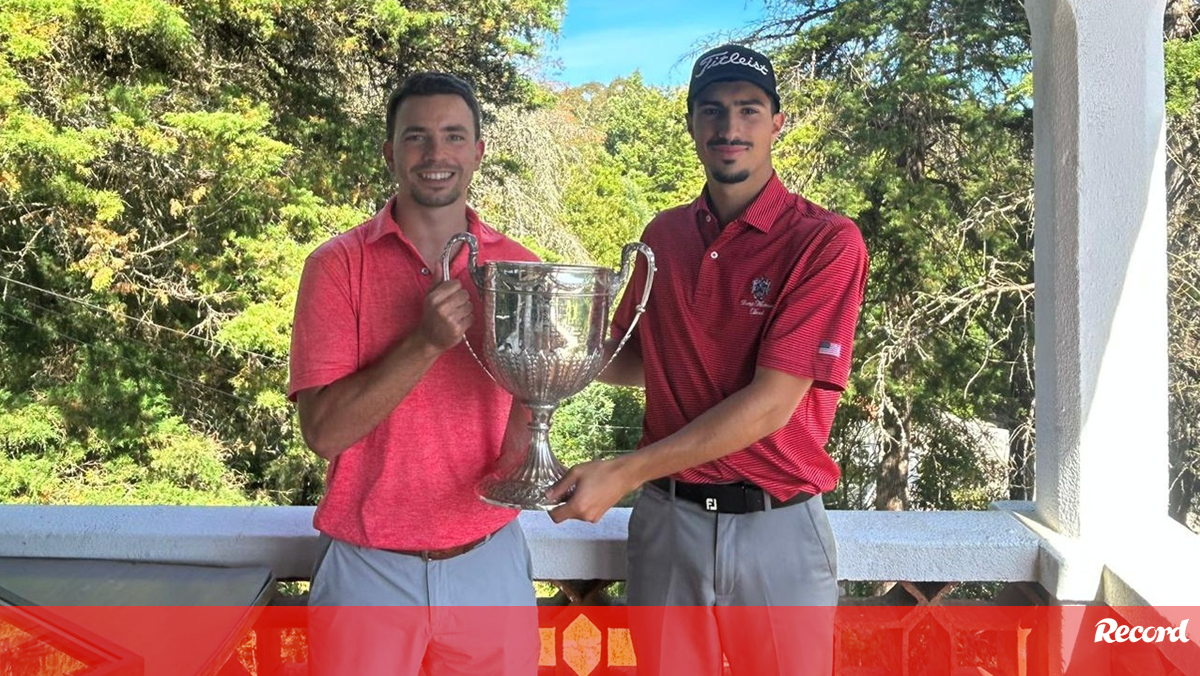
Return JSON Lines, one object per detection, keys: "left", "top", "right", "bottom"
{"left": 384, "top": 94, "right": 484, "bottom": 209}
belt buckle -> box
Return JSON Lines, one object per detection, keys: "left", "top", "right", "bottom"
{"left": 726, "top": 484, "right": 749, "bottom": 514}
{"left": 703, "top": 484, "right": 753, "bottom": 514}
{"left": 417, "top": 533, "right": 490, "bottom": 561}
{"left": 419, "top": 548, "right": 448, "bottom": 562}
{"left": 743, "top": 484, "right": 766, "bottom": 513}
{"left": 713, "top": 484, "right": 751, "bottom": 514}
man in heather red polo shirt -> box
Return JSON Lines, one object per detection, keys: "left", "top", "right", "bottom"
{"left": 289, "top": 72, "right": 539, "bottom": 675}
{"left": 548, "top": 45, "right": 869, "bottom": 675}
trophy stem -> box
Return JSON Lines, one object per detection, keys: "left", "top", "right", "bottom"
{"left": 525, "top": 403, "right": 565, "bottom": 475}
{"left": 477, "top": 403, "right": 569, "bottom": 510}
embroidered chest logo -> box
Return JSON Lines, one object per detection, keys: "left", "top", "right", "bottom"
{"left": 740, "top": 276, "right": 775, "bottom": 316}
{"left": 752, "top": 276, "right": 770, "bottom": 301}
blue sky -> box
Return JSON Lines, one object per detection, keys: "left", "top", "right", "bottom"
{"left": 541, "top": 0, "right": 769, "bottom": 88}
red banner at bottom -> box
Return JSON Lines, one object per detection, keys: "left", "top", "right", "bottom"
{"left": 1, "top": 604, "right": 1198, "bottom": 675}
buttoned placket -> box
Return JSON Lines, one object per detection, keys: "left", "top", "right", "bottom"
{"left": 695, "top": 210, "right": 745, "bottom": 306}
{"left": 395, "top": 237, "right": 436, "bottom": 290}
{"left": 694, "top": 211, "right": 716, "bottom": 305}
{"left": 389, "top": 230, "right": 475, "bottom": 290}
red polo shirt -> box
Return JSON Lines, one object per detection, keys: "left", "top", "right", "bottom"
{"left": 289, "top": 198, "right": 538, "bottom": 550}
{"left": 612, "top": 174, "right": 868, "bottom": 500}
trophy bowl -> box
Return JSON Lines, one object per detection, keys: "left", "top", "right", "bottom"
{"left": 441, "top": 233, "right": 655, "bottom": 510}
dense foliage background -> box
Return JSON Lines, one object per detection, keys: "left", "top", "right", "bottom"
{"left": 0, "top": 0, "right": 1196, "bottom": 530}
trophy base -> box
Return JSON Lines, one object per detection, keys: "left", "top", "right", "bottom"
{"left": 477, "top": 477, "right": 568, "bottom": 511}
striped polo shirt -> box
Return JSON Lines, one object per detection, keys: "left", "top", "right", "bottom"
{"left": 612, "top": 173, "right": 869, "bottom": 500}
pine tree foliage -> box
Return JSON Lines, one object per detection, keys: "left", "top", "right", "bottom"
{"left": 746, "top": 0, "right": 1034, "bottom": 510}
{"left": 0, "top": 0, "right": 564, "bottom": 504}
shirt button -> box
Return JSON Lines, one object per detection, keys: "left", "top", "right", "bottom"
{"left": 709, "top": 251, "right": 719, "bottom": 260}
{"left": 420, "top": 267, "right": 430, "bottom": 276}
{"left": 705, "top": 214, "right": 712, "bottom": 223}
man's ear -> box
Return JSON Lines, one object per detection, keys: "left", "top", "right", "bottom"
{"left": 382, "top": 140, "right": 394, "bottom": 173}
{"left": 771, "top": 111, "right": 786, "bottom": 141}
{"left": 475, "top": 139, "right": 485, "bottom": 167}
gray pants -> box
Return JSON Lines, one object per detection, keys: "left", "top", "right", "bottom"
{"left": 307, "top": 520, "right": 539, "bottom": 676}
{"left": 627, "top": 481, "right": 838, "bottom": 676}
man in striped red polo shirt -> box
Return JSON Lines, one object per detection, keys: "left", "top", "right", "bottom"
{"left": 549, "top": 44, "right": 869, "bottom": 675}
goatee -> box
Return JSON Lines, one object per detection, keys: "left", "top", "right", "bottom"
{"left": 712, "top": 168, "right": 751, "bottom": 184}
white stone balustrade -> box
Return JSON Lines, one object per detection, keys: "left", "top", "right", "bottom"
{"left": 0, "top": 505, "right": 1043, "bottom": 585}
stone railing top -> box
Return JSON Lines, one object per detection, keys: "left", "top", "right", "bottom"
{"left": 0, "top": 505, "right": 1042, "bottom": 583}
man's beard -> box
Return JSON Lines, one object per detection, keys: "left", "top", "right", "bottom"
{"left": 410, "top": 184, "right": 463, "bottom": 207}
{"left": 705, "top": 139, "right": 753, "bottom": 184}
{"left": 711, "top": 167, "right": 751, "bottom": 184}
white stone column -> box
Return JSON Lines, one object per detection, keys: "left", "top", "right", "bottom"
{"left": 1026, "top": 0, "right": 1169, "bottom": 540}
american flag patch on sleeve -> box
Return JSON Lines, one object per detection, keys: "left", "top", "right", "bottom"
{"left": 818, "top": 341, "right": 842, "bottom": 358}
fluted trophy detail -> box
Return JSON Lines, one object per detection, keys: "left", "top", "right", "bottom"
{"left": 441, "top": 232, "right": 655, "bottom": 510}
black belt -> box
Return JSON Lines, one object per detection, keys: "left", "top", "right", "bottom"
{"left": 649, "top": 478, "right": 815, "bottom": 514}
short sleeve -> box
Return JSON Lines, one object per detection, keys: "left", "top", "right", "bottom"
{"left": 288, "top": 252, "right": 360, "bottom": 400}
{"left": 757, "top": 219, "right": 868, "bottom": 391}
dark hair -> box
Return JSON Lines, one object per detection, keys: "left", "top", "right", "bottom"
{"left": 385, "top": 72, "right": 482, "bottom": 141}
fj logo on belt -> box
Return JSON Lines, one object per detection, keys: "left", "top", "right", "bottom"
{"left": 704, "top": 497, "right": 718, "bottom": 511}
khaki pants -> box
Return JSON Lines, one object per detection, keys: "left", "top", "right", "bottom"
{"left": 307, "top": 520, "right": 539, "bottom": 676}
{"left": 627, "top": 482, "right": 838, "bottom": 676}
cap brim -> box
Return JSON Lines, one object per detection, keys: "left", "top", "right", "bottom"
{"left": 688, "top": 76, "right": 780, "bottom": 107}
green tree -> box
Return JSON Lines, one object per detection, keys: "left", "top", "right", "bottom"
{"left": 748, "top": 0, "right": 1034, "bottom": 510}
{"left": 0, "top": 0, "right": 563, "bottom": 505}
{"left": 551, "top": 384, "right": 645, "bottom": 468}
{"left": 471, "top": 101, "right": 596, "bottom": 263}
{"left": 576, "top": 74, "right": 705, "bottom": 213}
{"left": 1164, "top": 0, "right": 1200, "bottom": 531}
{"left": 477, "top": 76, "right": 701, "bottom": 268}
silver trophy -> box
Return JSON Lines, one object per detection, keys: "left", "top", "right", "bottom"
{"left": 440, "top": 232, "right": 655, "bottom": 510}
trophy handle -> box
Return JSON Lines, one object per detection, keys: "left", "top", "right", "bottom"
{"left": 441, "top": 232, "right": 483, "bottom": 289}
{"left": 439, "top": 232, "right": 498, "bottom": 384}
{"left": 600, "top": 242, "right": 656, "bottom": 374}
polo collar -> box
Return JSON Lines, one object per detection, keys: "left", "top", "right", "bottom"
{"left": 365, "top": 197, "right": 502, "bottom": 246}
{"left": 692, "top": 172, "right": 789, "bottom": 234}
